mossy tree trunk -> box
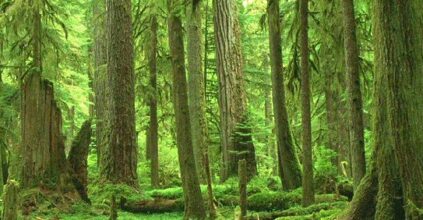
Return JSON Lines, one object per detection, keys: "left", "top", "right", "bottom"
{"left": 92, "top": 0, "right": 109, "bottom": 170}
{"left": 299, "top": 0, "right": 315, "bottom": 206}
{"left": 341, "top": 0, "right": 366, "bottom": 190}
{"left": 68, "top": 120, "right": 92, "bottom": 203}
{"left": 267, "top": 0, "right": 302, "bottom": 190}
{"left": 167, "top": 1, "right": 207, "bottom": 219}
{"left": 373, "top": 1, "right": 423, "bottom": 216}
{"left": 148, "top": 13, "right": 160, "bottom": 189}
{"left": 343, "top": 1, "right": 423, "bottom": 219}
{"left": 213, "top": 0, "right": 257, "bottom": 182}
{"left": 187, "top": 0, "right": 217, "bottom": 216}
{"left": 3, "top": 180, "right": 19, "bottom": 220}
{"left": 187, "top": 0, "right": 208, "bottom": 184}
{"left": 21, "top": 2, "right": 68, "bottom": 188}
{"left": 104, "top": 0, "right": 138, "bottom": 186}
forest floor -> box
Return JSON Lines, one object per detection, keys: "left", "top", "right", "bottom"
{"left": 9, "top": 155, "right": 348, "bottom": 219}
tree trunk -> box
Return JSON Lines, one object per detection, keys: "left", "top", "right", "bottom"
{"left": 167, "top": 1, "right": 207, "bottom": 219}
{"left": 213, "top": 0, "right": 257, "bottom": 182}
{"left": 68, "top": 120, "right": 92, "bottom": 204}
{"left": 148, "top": 14, "right": 160, "bottom": 188}
{"left": 373, "top": 1, "right": 423, "bottom": 217}
{"left": 2, "top": 180, "right": 19, "bottom": 220}
{"left": 19, "top": 0, "right": 70, "bottom": 189}
{"left": 239, "top": 159, "right": 247, "bottom": 220}
{"left": 341, "top": 0, "right": 366, "bottom": 190}
{"left": 92, "top": 0, "right": 109, "bottom": 170}
{"left": 267, "top": 0, "right": 302, "bottom": 190}
{"left": 343, "top": 1, "right": 423, "bottom": 218}
{"left": 187, "top": 0, "right": 208, "bottom": 184}
{"left": 299, "top": 0, "right": 315, "bottom": 206}
{"left": 104, "top": 0, "right": 138, "bottom": 186}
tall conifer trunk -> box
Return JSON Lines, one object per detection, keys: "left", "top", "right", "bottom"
{"left": 341, "top": 0, "right": 366, "bottom": 189}
{"left": 213, "top": 0, "right": 257, "bottom": 181}
{"left": 148, "top": 14, "right": 159, "bottom": 188}
{"left": 299, "top": 0, "right": 315, "bottom": 206}
{"left": 168, "top": 0, "right": 206, "bottom": 218}
{"left": 267, "top": 0, "right": 302, "bottom": 190}
{"left": 104, "top": 0, "right": 138, "bottom": 186}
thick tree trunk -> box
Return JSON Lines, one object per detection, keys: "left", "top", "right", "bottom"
{"left": 148, "top": 14, "right": 160, "bottom": 188}
{"left": 104, "top": 0, "right": 138, "bottom": 186}
{"left": 341, "top": 0, "right": 366, "bottom": 190}
{"left": 267, "top": 0, "right": 302, "bottom": 190}
{"left": 373, "top": 1, "right": 423, "bottom": 217}
{"left": 68, "top": 120, "right": 92, "bottom": 204}
{"left": 343, "top": 1, "right": 423, "bottom": 219}
{"left": 213, "top": 0, "right": 257, "bottom": 181}
{"left": 299, "top": 0, "right": 315, "bottom": 206}
{"left": 167, "top": 1, "right": 207, "bottom": 219}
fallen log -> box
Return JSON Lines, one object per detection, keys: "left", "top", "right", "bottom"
{"left": 245, "top": 201, "right": 348, "bottom": 220}
{"left": 119, "top": 197, "right": 184, "bottom": 213}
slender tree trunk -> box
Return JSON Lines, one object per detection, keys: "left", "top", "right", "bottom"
{"left": 104, "top": 0, "right": 138, "bottom": 186}
{"left": 2, "top": 180, "right": 19, "bottom": 220}
{"left": 93, "top": 0, "right": 108, "bottom": 169}
{"left": 267, "top": 0, "right": 302, "bottom": 190}
{"left": 299, "top": 0, "right": 315, "bottom": 206}
{"left": 213, "top": 0, "right": 257, "bottom": 182}
{"left": 341, "top": 0, "right": 366, "bottom": 190}
{"left": 187, "top": 0, "right": 217, "bottom": 217}
{"left": 187, "top": 0, "right": 207, "bottom": 183}
{"left": 167, "top": 1, "right": 206, "bottom": 219}
{"left": 148, "top": 14, "right": 160, "bottom": 188}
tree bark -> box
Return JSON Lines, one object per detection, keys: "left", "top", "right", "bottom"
{"left": 68, "top": 120, "right": 92, "bottom": 204}
{"left": 2, "top": 180, "right": 19, "bottom": 220}
{"left": 187, "top": 0, "right": 208, "bottom": 184}
{"left": 343, "top": 1, "right": 423, "bottom": 218}
{"left": 167, "top": 1, "right": 207, "bottom": 219}
{"left": 267, "top": 0, "right": 302, "bottom": 190}
{"left": 341, "top": 0, "right": 366, "bottom": 190}
{"left": 148, "top": 14, "right": 160, "bottom": 188}
{"left": 299, "top": 0, "right": 315, "bottom": 206}
{"left": 373, "top": 1, "right": 423, "bottom": 217}
{"left": 92, "top": 0, "right": 109, "bottom": 170}
{"left": 239, "top": 159, "right": 247, "bottom": 220}
{"left": 104, "top": 0, "right": 138, "bottom": 186}
{"left": 213, "top": 0, "right": 257, "bottom": 182}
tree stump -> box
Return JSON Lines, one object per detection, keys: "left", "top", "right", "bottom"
{"left": 68, "top": 120, "right": 92, "bottom": 203}
{"left": 239, "top": 159, "right": 247, "bottom": 220}
{"left": 3, "top": 180, "right": 19, "bottom": 220}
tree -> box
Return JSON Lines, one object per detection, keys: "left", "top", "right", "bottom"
{"left": 147, "top": 12, "right": 160, "bottom": 188}
{"left": 20, "top": 0, "right": 68, "bottom": 188}
{"left": 267, "top": 0, "right": 302, "bottom": 190}
{"left": 92, "top": 0, "right": 109, "bottom": 170}
{"left": 299, "top": 0, "right": 315, "bottom": 206}
{"left": 341, "top": 0, "right": 366, "bottom": 189}
{"left": 342, "top": 1, "right": 423, "bottom": 219}
{"left": 167, "top": 0, "right": 206, "bottom": 218}
{"left": 187, "top": 0, "right": 207, "bottom": 183}
{"left": 213, "top": 0, "right": 257, "bottom": 181}
{"left": 187, "top": 0, "right": 217, "bottom": 216}
{"left": 103, "top": 0, "right": 138, "bottom": 186}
